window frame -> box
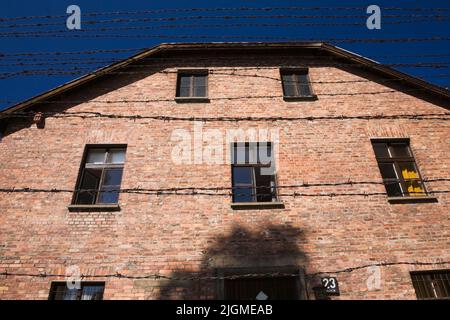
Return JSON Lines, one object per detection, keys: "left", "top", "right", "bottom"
{"left": 371, "top": 138, "right": 428, "bottom": 198}
{"left": 280, "top": 68, "right": 317, "bottom": 101}
{"left": 48, "top": 281, "right": 105, "bottom": 300}
{"left": 230, "top": 142, "right": 279, "bottom": 204}
{"left": 71, "top": 144, "right": 127, "bottom": 207}
{"left": 410, "top": 270, "right": 450, "bottom": 300}
{"left": 216, "top": 267, "right": 306, "bottom": 300}
{"left": 175, "top": 69, "right": 209, "bottom": 100}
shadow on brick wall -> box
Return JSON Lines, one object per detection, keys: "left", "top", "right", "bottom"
{"left": 154, "top": 223, "right": 309, "bottom": 300}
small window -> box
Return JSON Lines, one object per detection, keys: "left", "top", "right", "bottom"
{"left": 73, "top": 146, "right": 126, "bottom": 205}
{"left": 49, "top": 282, "right": 105, "bottom": 300}
{"left": 411, "top": 271, "right": 450, "bottom": 299}
{"left": 371, "top": 140, "right": 426, "bottom": 197}
{"left": 176, "top": 71, "right": 208, "bottom": 98}
{"left": 231, "top": 142, "right": 278, "bottom": 203}
{"left": 281, "top": 69, "right": 313, "bottom": 98}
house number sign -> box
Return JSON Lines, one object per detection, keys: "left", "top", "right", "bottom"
{"left": 321, "top": 277, "right": 340, "bottom": 295}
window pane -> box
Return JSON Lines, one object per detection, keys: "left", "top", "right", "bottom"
{"left": 384, "top": 181, "right": 403, "bottom": 197}
{"left": 405, "top": 180, "right": 426, "bottom": 196}
{"left": 297, "top": 74, "right": 312, "bottom": 96}
{"left": 233, "top": 186, "right": 254, "bottom": 203}
{"left": 76, "top": 168, "right": 102, "bottom": 204}
{"left": 372, "top": 143, "right": 389, "bottom": 158}
{"left": 378, "top": 163, "right": 398, "bottom": 179}
{"left": 232, "top": 167, "right": 253, "bottom": 185}
{"left": 98, "top": 186, "right": 120, "bottom": 204}
{"left": 108, "top": 149, "right": 126, "bottom": 163}
{"left": 102, "top": 168, "right": 123, "bottom": 186}
{"left": 179, "top": 87, "right": 190, "bottom": 97}
{"left": 257, "top": 142, "right": 272, "bottom": 165}
{"left": 81, "top": 285, "right": 104, "bottom": 300}
{"left": 232, "top": 143, "right": 248, "bottom": 165}
{"left": 194, "top": 74, "right": 207, "bottom": 87}
{"left": 194, "top": 85, "right": 206, "bottom": 97}
{"left": 50, "top": 284, "right": 79, "bottom": 300}
{"left": 86, "top": 149, "right": 106, "bottom": 163}
{"left": 399, "top": 162, "right": 420, "bottom": 179}
{"left": 98, "top": 168, "right": 123, "bottom": 203}
{"left": 282, "top": 74, "right": 297, "bottom": 96}
{"left": 412, "top": 272, "right": 450, "bottom": 299}
{"left": 255, "top": 167, "right": 276, "bottom": 202}
{"left": 224, "top": 276, "right": 299, "bottom": 300}
{"left": 389, "top": 143, "right": 411, "bottom": 158}
{"left": 179, "top": 75, "right": 191, "bottom": 87}
{"left": 178, "top": 75, "right": 191, "bottom": 97}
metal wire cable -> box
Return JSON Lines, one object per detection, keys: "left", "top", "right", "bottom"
{"left": 1, "top": 261, "right": 450, "bottom": 281}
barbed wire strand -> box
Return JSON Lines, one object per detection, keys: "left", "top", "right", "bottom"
{"left": 1, "top": 261, "right": 450, "bottom": 281}
{"left": 1, "top": 13, "right": 450, "bottom": 29}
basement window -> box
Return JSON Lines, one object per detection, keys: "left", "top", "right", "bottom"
{"left": 176, "top": 70, "right": 208, "bottom": 100}
{"left": 72, "top": 145, "right": 126, "bottom": 206}
{"left": 231, "top": 142, "right": 279, "bottom": 205}
{"left": 280, "top": 68, "right": 316, "bottom": 100}
{"left": 218, "top": 268, "right": 305, "bottom": 300}
{"left": 49, "top": 282, "right": 105, "bottom": 300}
{"left": 411, "top": 271, "right": 450, "bottom": 299}
{"left": 371, "top": 139, "right": 428, "bottom": 199}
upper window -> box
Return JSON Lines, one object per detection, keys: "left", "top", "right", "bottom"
{"left": 49, "top": 282, "right": 105, "bottom": 300}
{"left": 411, "top": 271, "right": 450, "bottom": 299}
{"left": 371, "top": 140, "right": 426, "bottom": 197}
{"left": 281, "top": 69, "right": 313, "bottom": 98}
{"left": 73, "top": 146, "right": 126, "bottom": 205}
{"left": 176, "top": 71, "right": 208, "bottom": 98}
{"left": 231, "top": 142, "right": 278, "bottom": 203}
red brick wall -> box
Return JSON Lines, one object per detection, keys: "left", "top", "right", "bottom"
{"left": 0, "top": 51, "right": 449, "bottom": 299}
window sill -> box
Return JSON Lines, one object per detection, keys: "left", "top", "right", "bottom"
{"left": 175, "top": 97, "right": 210, "bottom": 103}
{"left": 387, "top": 196, "right": 438, "bottom": 204}
{"left": 283, "top": 95, "right": 318, "bottom": 102}
{"left": 68, "top": 204, "right": 121, "bottom": 212}
{"left": 231, "top": 202, "right": 285, "bottom": 210}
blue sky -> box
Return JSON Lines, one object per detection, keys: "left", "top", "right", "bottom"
{"left": 0, "top": 0, "right": 449, "bottom": 110}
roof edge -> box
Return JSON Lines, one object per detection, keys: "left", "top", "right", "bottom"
{"left": 1, "top": 41, "right": 449, "bottom": 115}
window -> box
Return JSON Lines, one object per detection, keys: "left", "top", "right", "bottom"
{"left": 411, "top": 271, "right": 450, "bottom": 299}
{"left": 73, "top": 146, "right": 126, "bottom": 205}
{"left": 176, "top": 71, "right": 208, "bottom": 98}
{"left": 219, "top": 268, "right": 304, "bottom": 300}
{"left": 281, "top": 69, "right": 314, "bottom": 98}
{"left": 49, "top": 282, "right": 105, "bottom": 300}
{"left": 224, "top": 276, "right": 301, "bottom": 300}
{"left": 231, "top": 142, "right": 278, "bottom": 203}
{"left": 371, "top": 140, "right": 426, "bottom": 197}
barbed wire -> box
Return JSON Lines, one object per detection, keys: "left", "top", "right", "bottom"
{"left": 1, "top": 51, "right": 450, "bottom": 60}
{"left": 0, "top": 18, "right": 448, "bottom": 33}
{"left": 2, "top": 61, "right": 450, "bottom": 69}
{"left": 2, "top": 85, "right": 450, "bottom": 110}
{"left": 0, "top": 48, "right": 146, "bottom": 57}
{"left": 1, "top": 177, "right": 449, "bottom": 197}
{"left": 2, "top": 67, "right": 450, "bottom": 84}
{"left": 1, "top": 190, "right": 449, "bottom": 198}
{"left": 2, "top": 32, "right": 449, "bottom": 42}
{"left": 1, "top": 6, "right": 450, "bottom": 23}
{"left": 1, "top": 261, "right": 449, "bottom": 281}
{"left": 1, "top": 13, "right": 450, "bottom": 30}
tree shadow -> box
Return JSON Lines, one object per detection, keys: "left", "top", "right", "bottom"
{"left": 155, "top": 223, "right": 310, "bottom": 300}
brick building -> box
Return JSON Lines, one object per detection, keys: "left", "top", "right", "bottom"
{"left": 0, "top": 42, "right": 449, "bottom": 300}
